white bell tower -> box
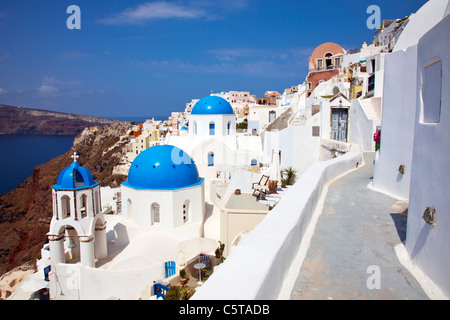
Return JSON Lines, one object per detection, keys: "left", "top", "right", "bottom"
{"left": 47, "top": 152, "right": 107, "bottom": 268}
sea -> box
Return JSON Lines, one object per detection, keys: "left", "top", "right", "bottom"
{"left": 0, "top": 134, "right": 76, "bottom": 196}
{"left": 0, "top": 115, "right": 171, "bottom": 196}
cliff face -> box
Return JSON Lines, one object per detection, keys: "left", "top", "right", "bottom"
{"left": 0, "top": 122, "right": 132, "bottom": 276}
{"left": 0, "top": 104, "right": 121, "bottom": 135}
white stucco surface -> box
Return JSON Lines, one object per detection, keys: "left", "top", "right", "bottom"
{"left": 404, "top": 14, "right": 450, "bottom": 299}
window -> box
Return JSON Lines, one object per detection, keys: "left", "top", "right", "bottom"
{"left": 335, "top": 57, "right": 341, "bottom": 67}
{"left": 209, "top": 122, "right": 215, "bottom": 135}
{"left": 317, "top": 59, "right": 323, "bottom": 69}
{"left": 269, "top": 111, "right": 276, "bottom": 123}
{"left": 183, "top": 200, "right": 190, "bottom": 223}
{"left": 208, "top": 152, "right": 214, "bottom": 167}
{"left": 194, "top": 121, "right": 197, "bottom": 135}
{"left": 422, "top": 60, "right": 442, "bottom": 123}
{"left": 227, "top": 121, "right": 231, "bottom": 135}
{"left": 80, "top": 194, "right": 88, "bottom": 219}
{"left": 308, "top": 82, "right": 312, "bottom": 90}
{"left": 251, "top": 159, "right": 258, "bottom": 166}
{"left": 61, "top": 195, "right": 71, "bottom": 219}
{"left": 151, "top": 203, "right": 160, "bottom": 225}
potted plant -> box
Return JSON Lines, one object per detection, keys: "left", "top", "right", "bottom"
{"left": 179, "top": 268, "right": 187, "bottom": 285}
{"left": 215, "top": 241, "right": 225, "bottom": 262}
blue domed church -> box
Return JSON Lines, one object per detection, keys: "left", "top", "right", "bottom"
{"left": 167, "top": 95, "right": 262, "bottom": 178}
{"left": 48, "top": 152, "right": 107, "bottom": 268}
{"left": 121, "top": 145, "right": 205, "bottom": 232}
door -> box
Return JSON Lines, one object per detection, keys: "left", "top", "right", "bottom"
{"left": 331, "top": 108, "right": 348, "bottom": 142}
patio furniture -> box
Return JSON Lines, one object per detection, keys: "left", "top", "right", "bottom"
{"left": 194, "top": 262, "right": 206, "bottom": 284}
{"left": 153, "top": 283, "right": 169, "bottom": 299}
{"left": 200, "top": 255, "right": 210, "bottom": 268}
{"left": 252, "top": 175, "right": 269, "bottom": 197}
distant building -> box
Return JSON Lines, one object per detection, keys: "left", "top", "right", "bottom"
{"left": 306, "top": 42, "right": 346, "bottom": 97}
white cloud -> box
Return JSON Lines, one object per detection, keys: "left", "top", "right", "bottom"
{"left": 36, "top": 76, "right": 82, "bottom": 97}
{"left": 0, "top": 88, "right": 7, "bottom": 95}
{"left": 98, "top": 1, "right": 206, "bottom": 25}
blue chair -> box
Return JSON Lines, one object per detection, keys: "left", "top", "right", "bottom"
{"left": 153, "top": 283, "right": 169, "bottom": 300}
{"left": 165, "top": 261, "right": 176, "bottom": 278}
{"left": 200, "top": 255, "right": 210, "bottom": 268}
{"left": 44, "top": 265, "right": 51, "bottom": 281}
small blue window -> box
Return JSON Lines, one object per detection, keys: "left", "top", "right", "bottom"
{"left": 227, "top": 122, "right": 231, "bottom": 135}
{"left": 209, "top": 122, "right": 215, "bottom": 135}
{"left": 208, "top": 152, "right": 214, "bottom": 167}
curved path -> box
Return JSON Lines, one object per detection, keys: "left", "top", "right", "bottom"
{"left": 290, "top": 152, "right": 429, "bottom": 300}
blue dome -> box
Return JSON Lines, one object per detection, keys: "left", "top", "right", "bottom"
{"left": 53, "top": 161, "right": 98, "bottom": 191}
{"left": 191, "top": 96, "right": 234, "bottom": 115}
{"left": 123, "top": 145, "right": 202, "bottom": 190}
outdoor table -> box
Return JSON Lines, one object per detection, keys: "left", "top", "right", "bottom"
{"left": 193, "top": 262, "right": 206, "bottom": 284}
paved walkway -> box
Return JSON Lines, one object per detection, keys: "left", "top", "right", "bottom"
{"left": 290, "top": 152, "right": 429, "bottom": 300}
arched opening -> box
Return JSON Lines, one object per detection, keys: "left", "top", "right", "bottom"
{"left": 227, "top": 121, "right": 231, "bottom": 135}
{"left": 80, "top": 194, "right": 88, "bottom": 219}
{"left": 61, "top": 195, "right": 71, "bottom": 219}
{"left": 208, "top": 152, "right": 214, "bottom": 167}
{"left": 94, "top": 190, "right": 100, "bottom": 215}
{"left": 151, "top": 203, "right": 160, "bottom": 225}
{"left": 183, "top": 200, "right": 190, "bottom": 223}
{"left": 64, "top": 225, "right": 80, "bottom": 264}
{"left": 127, "top": 199, "right": 133, "bottom": 220}
{"left": 209, "top": 122, "right": 215, "bottom": 135}
{"left": 194, "top": 121, "right": 198, "bottom": 135}
{"left": 324, "top": 52, "right": 333, "bottom": 69}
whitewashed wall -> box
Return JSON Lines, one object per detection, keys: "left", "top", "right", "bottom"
{"left": 372, "top": 45, "right": 418, "bottom": 200}
{"left": 405, "top": 14, "right": 450, "bottom": 298}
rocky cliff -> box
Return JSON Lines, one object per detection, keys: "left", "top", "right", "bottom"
{"left": 0, "top": 104, "right": 121, "bottom": 135}
{"left": 0, "top": 122, "right": 132, "bottom": 276}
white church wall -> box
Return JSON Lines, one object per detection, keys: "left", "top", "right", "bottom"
{"left": 405, "top": 14, "right": 450, "bottom": 298}
{"left": 121, "top": 184, "right": 204, "bottom": 231}
{"left": 192, "top": 151, "right": 362, "bottom": 300}
{"left": 372, "top": 45, "right": 418, "bottom": 200}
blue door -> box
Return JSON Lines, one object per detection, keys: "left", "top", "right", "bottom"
{"left": 208, "top": 152, "right": 214, "bottom": 167}
{"left": 331, "top": 108, "right": 348, "bottom": 142}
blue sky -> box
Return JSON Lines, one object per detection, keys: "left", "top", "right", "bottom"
{"left": 0, "top": 0, "right": 428, "bottom": 120}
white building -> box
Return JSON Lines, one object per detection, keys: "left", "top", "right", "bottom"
{"left": 373, "top": 0, "right": 450, "bottom": 298}
{"left": 168, "top": 95, "right": 263, "bottom": 178}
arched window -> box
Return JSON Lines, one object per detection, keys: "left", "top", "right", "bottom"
{"left": 151, "top": 203, "right": 160, "bottom": 225}
{"left": 183, "top": 200, "right": 190, "bottom": 223}
{"left": 61, "top": 195, "right": 71, "bottom": 219}
{"left": 208, "top": 152, "right": 214, "bottom": 167}
{"left": 194, "top": 121, "right": 198, "bottom": 135}
{"left": 80, "top": 194, "right": 88, "bottom": 219}
{"left": 209, "top": 122, "right": 215, "bottom": 135}
{"left": 227, "top": 121, "right": 231, "bottom": 135}
{"left": 94, "top": 191, "right": 100, "bottom": 215}
{"left": 251, "top": 159, "right": 258, "bottom": 166}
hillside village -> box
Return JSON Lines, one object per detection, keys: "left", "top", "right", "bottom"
{"left": 1, "top": 0, "right": 449, "bottom": 300}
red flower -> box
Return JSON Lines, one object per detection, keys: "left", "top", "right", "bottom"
{"left": 373, "top": 130, "right": 380, "bottom": 143}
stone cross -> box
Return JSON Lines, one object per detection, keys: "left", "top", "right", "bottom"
{"left": 71, "top": 151, "right": 79, "bottom": 162}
